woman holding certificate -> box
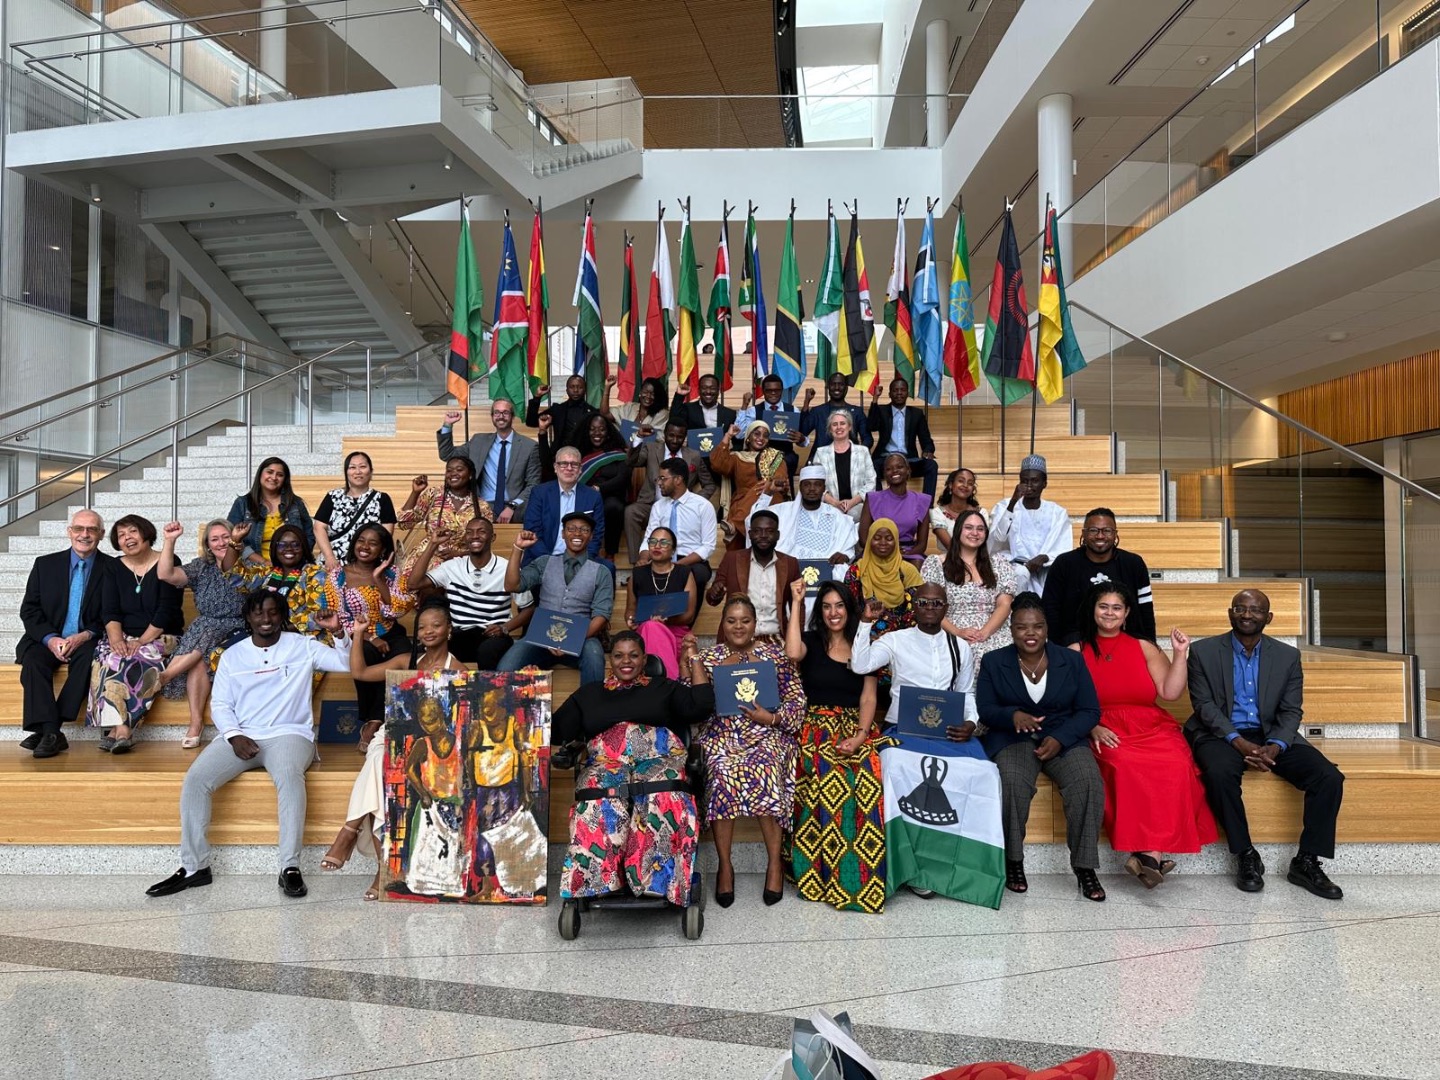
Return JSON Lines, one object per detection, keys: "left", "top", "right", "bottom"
{"left": 626, "top": 526, "right": 697, "bottom": 677}
{"left": 689, "top": 595, "right": 804, "bottom": 908}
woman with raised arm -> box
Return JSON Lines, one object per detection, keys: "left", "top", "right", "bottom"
{"left": 842, "top": 518, "right": 921, "bottom": 636}
{"left": 709, "top": 419, "right": 790, "bottom": 549}
{"left": 224, "top": 522, "right": 328, "bottom": 642}
{"left": 576, "top": 413, "right": 631, "bottom": 559}
{"left": 395, "top": 455, "right": 494, "bottom": 584}
{"left": 313, "top": 451, "right": 397, "bottom": 569}
{"left": 601, "top": 373, "right": 670, "bottom": 434}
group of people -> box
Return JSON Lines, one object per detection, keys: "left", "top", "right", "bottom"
{"left": 14, "top": 374, "right": 1346, "bottom": 908}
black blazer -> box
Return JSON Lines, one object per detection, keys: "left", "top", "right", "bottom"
{"left": 99, "top": 562, "right": 184, "bottom": 638}
{"left": 669, "top": 395, "right": 737, "bottom": 434}
{"left": 1186, "top": 632, "right": 1304, "bottom": 748}
{"left": 17, "top": 549, "right": 116, "bottom": 661}
{"left": 866, "top": 402, "right": 935, "bottom": 458}
{"left": 977, "top": 643, "right": 1100, "bottom": 756}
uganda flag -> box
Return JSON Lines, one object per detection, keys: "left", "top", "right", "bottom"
{"left": 980, "top": 208, "right": 1034, "bottom": 406}
{"left": 835, "top": 213, "right": 879, "bottom": 396}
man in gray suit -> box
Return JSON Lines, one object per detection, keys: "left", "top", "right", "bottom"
{"left": 437, "top": 399, "right": 540, "bottom": 523}
{"left": 1186, "top": 588, "right": 1344, "bottom": 899}
{"left": 622, "top": 419, "right": 716, "bottom": 565}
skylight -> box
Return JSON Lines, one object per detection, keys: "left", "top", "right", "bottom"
{"left": 798, "top": 64, "right": 876, "bottom": 147}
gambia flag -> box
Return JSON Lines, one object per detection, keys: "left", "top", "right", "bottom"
{"left": 884, "top": 207, "right": 915, "bottom": 393}
{"left": 617, "top": 233, "right": 640, "bottom": 403}
{"left": 1036, "top": 204, "right": 1086, "bottom": 404}
{"left": 571, "top": 209, "right": 606, "bottom": 407}
{"left": 981, "top": 208, "right": 1035, "bottom": 406}
{"left": 487, "top": 217, "right": 527, "bottom": 409}
{"left": 880, "top": 736, "right": 1005, "bottom": 909}
{"left": 447, "top": 204, "right": 484, "bottom": 408}
{"left": 707, "top": 219, "right": 733, "bottom": 390}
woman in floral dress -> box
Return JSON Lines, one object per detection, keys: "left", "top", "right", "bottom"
{"left": 320, "top": 523, "right": 415, "bottom": 724}
{"left": 920, "top": 508, "right": 1018, "bottom": 662}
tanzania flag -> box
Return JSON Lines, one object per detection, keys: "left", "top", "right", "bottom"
{"left": 739, "top": 208, "right": 772, "bottom": 387}
{"left": 675, "top": 203, "right": 703, "bottom": 399}
{"left": 524, "top": 207, "right": 549, "bottom": 396}
{"left": 943, "top": 210, "right": 980, "bottom": 399}
{"left": 813, "top": 210, "right": 843, "bottom": 381}
{"left": 617, "top": 234, "right": 640, "bottom": 402}
{"left": 707, "top": 219, "right": 733, "bottom": 391}
{"left": 773, "top": 209, "right": 806, "bottom": 393}
{"left": 643, "top": 213, "right": 675, "bottom": 393}
{"left": 571, "top": 209, "right": 606, "bottom": 407}
{"left": 487, "top": 217, "right": 528, "bottom": 408}
{"left": 911, "top": 209, "right": 943, "bottom": 406}
{"left": 447, "top": 205, "right": 484, "bottom": 408}
{"left": 1036, "top": 204, "right": 1086, "bottom": 404}
{"left": 884, "top": 209, "right": 915, "bottom": 393}
{"left": 881, "top": 737, "right": 1005, "bottom": 909}
{"left": 835, "top": 213, "right": 879, "bottom": 396}
{"left": 981, "top": 208, "right": 1034, "bottom": 406}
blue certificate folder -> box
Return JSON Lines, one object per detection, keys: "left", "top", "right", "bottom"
{"left": 764, "top": 410, "right": 802, "bottom": 438}
{"left": 521, "top": 607, "right": 588, "bottom": 657}
{"left": 896, "top": 686, "right": 967, "bottom": 741}
{"left": 687, "top": 426, "right": 725, "bottom": 454}
{"left": 619, "top": 418, "right": 658, "bottom": 444}
{"left": 713, "top": 659, "right": 780, "bottom": 714}
{"left": 796, "top": 560, "right": 834, "bottom": 597}
{"left": 634, "top": 591, "right": 688, "bottom": 622}
{"left": 318, "top": 699, "right": 362, "bottom": 744}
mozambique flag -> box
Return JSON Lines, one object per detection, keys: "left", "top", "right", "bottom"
{"left": 884, "top": 209, "right": 916, "bottom": 392}
{"left": 773, "top": 209, "right": 806, "bottom": 392}
{"left": 943, "top": 209, "right": 980, "bottom": 399}
{"left": 447, "top": 204, "right": 484, "bottom": 408}
{"left": 980, "top": 208, "right": 1034, "bottom": 406}
{"left": 835, "top": 213, "right": 879, "bottom": 395}
{"left": 487, "top": 217, "right": 528, "bottom": 408}
{"left": 643, "top": 213, "right": 675, "bottom": 393}
{"left": 1036, "top": 204, "right": 1086, "bottom": 403}
{"left": 617, "top": 234, "right": 640, "bottom": 402}
{"left": 524, "top": 207, "right": 549, "bottom": 396}
{"left": 571, "top": 209, "right": 606, "bottom": 407}
{"left": 911, "top": 209, "right": 943, "bottom": 406}
{"left": 675, "top": 203, "right": 704, "bottom": 399}
{"left": 707, "top": 219, "right": 733, "bottom": 390}
{"left": 813, "top": 210, "right": 843, "bottom": 381}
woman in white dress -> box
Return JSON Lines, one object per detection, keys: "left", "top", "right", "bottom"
{"left": 929, "top": 468, "right": 985, "bottom": 552}
{"left": 810, "top": 411, "right": 875, "bottom": 523}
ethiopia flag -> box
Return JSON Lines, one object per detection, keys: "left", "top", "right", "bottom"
{"left": 447, "top": 204, "right": 484, "bottom": 408}
{"left": 943, "top": 209, "right": 980, "bottom": 399}
{"left": 981, "top": 208, "right": 1034, "bottom": 406}
{"left": 487, "top": 217, "right": 528, "bottom": 408}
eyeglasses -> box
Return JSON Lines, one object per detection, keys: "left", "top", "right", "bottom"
{"left": 68, "top": 526, "right": 102, "bottom": 535}
{"left": 646, "top": 537, "right": 675, "bottom": 547}
{"left": 914, "top": 598, "right": 947, "bottom": 610}
{"left": 1230, "top": 605, "right": 1268, "bottom": 616}
{"left": 555, "top": 460, "right": 582, "bottom": 469}
{"left": 1083, "top": 527, "right": 1116, "bottom": 537}
{"left": 274, "top": 541, "right": 303, "bottom": 551}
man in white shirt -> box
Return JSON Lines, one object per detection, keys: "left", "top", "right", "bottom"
{"left": 640, "top": 459, "right": 717, "bottom": 596}
{"left": 988, "top": 454, "right": 1071, "bottom": 593}
{"left": 771, "top": 465, "right": 859, "bottom": 564}
{"left": 410, "top": 516, "right": 525, "bottom": 669}
{"left": 147, "top": 592, "right": 352, "bottom": 900}
{"left": 852, "top": 584, "right": 980, "bottom": 729}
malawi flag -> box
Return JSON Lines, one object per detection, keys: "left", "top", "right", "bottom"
{"left": 487, "top": 217, "right": 528, "bottom": 408}
{"left": 643, "top": 213, "right": 675, "bottom": 395}
{"left": 881, "top": 736, "right": 1005, "bottom": 909}
{"left": 617, "top": 234, "right": 640, "bottom": 402}
{"left": 706, "top": 219, "right": 733, "bottom": 391}
{"left": 525, "top": 207, "right": 549, "bottom": 396}
{"left": 675, "top": 203, "right": 703, "bottom": 400}
{"left": 943, "top": 209, "right": 980, "bottom": 399}
{"left": 773, "top": 209, "right": 806, "bottom": 393}
{"left": 884, "top": 208, "right": 916, "bottom": 392}
{"left": 1036, "top": 204, "right": 1086, "bottom": 404}
{"left": 447, "top": 205, "right": 484, "bottom": 408}
{"left": 911, "top": 209, "right": 943, "bottom": 406}
{"left": 981, "top": 208, "right": 1035, "bottom": 406}
{"left": 813, "top": 210, "right": 843, "bottom": 381}
{"left": 571, "top": 209, "right": 606, "bottom": 408}
{"left": 739, "top": 207, "right": 771, "bottom": 388}
{"left": 835, "top": 213, "right": 879, "bottom": 396}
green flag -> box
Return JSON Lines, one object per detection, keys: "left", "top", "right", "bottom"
{"left": 812, "top": 211, "right": 843, "bottom": 381}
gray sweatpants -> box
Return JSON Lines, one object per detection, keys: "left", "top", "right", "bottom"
{"left": 180, "top": 733, "right": 315, "bottom": 874}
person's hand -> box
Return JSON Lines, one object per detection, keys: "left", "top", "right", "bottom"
{"left": 1012, "top": 710, "right": 1044, "bottom": 733}
{"left": 316, "top": 610, "right": 344, "bottom": 636}
{"left": 513, "top": 530, "right": 539, "bottom": 550}
{"left": 371, "top": 636, "right": 391, "bottom": 658}
{"left": 548, "top": 647, "right": 567, "bottom": 659}
{"left": 1245, "top": 743, "right": 1281, "bottom": 772}
{"left": 1008, "top": 481, "right": 1025, "bottom": 509}
{"left": 536, "top": 384, "right": 550, "bottom": 398}
{"left": 162, "top": 520, "right": 184, "bottom": 542}
{"left": 604, "top": 373, "right": 617, "bottom": 388}
{"left": 680, "top": 633, "right": 699, "bottom": 652}
{"left": 115, "top": 636, "right": 138, "bottom": 659}
{"left": 374, "top": 553, "right": 394, "bottom": 579}
{"left": 739, "top": 703, "right": 776, "bottom": 727}
{"left": 1024, "top": 554, "right": 1050, "bottom": 574}
{"left": 47, "top": 636, "right": 68, "bottom": 660}
{"left": 959, "top": 627, "right": 986, "bottom": 644}
{"left": 726, "top": 423, "right": 740, "bottom": 441}
{"left": 789, "top": 578, "right": 806, "bottom": 604}
{"left": 537, "top": 413, "right": 553, "bottom": 434}
{"left": 1170, "top": 627, "right": 1190, "bottom": 653}
{"left": 836, "top": 732, "right": 866, "bottom": 755}
{"left": 412, "top": 474, "right": 429, "bottom": 493}
{"left": 828, "top": 552, "right": 852, "bottom": 566}
{"left": 483, "top": 623, "right": 507, "bottom": 638}
{"left": 705, "top": 580, "right": 725, "bottom": 606}
{"left": 497, "top": 506, "right": 514, "bottom": 524}
{"left": 443, "top": 410, "right": 462, "bottom": 425}
{"left": 923, "top": 451, "right": 935, "bottom": 460}
{"left": 61, "top": 632, "right": 89, "bottom": 657}
{"left": 359, "top": 719, "right": 382, "bottom": 750}
{"left": 230, "top": 735, "right": 260, "bottom": 761}
{"left": 637, "top": 424, "right": 654, "bottom": 438}
{"left": 635, "top": 550, "right": 653, "bottom": 566}
{"left": 626, "top": 614, "right": 637, "bottom": 629}
{"left": 788, "top": 430, "right": 805, "bottom": 444}
{"left": 862, "top": 598, "right": 885, "bottom": 622}
{"left": 741, "top": 392, "right": 753, "bottom": 410}
{"left": 436, "top": 541, "right": 460, "bottom": 560}
{"left": 946, "top": 721, "right": 977, "bottom": 742}
{"left": 230, "top": 522, "right": 252, "bottom": 541}
{"left": 1091, "top": 725, "right": 1121, "bottom": 749}
{"left": 1035, "top": 736, "right": 1062, "bottom": 762}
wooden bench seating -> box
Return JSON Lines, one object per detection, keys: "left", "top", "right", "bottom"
{"left": 1068, "top": 520, "right": 1223, "bottom": 569}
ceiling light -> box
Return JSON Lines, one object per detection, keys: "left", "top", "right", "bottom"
{"left": 1196, "top": 55, "right": 1210, "bottom": 65}
{"left": 88, "top": 182, "right": 102, "bottom": 203}
{"left": 443, "top": 152, "right": 454, "bottom": 171}
{"left": 1327, "top": 330, "right": 1349, "bottom": 342}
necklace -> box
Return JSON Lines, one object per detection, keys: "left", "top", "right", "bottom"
{"left": 1019, "top": 656, "right": 1047, "bottom": 683}
{"left": 649, "top": 565, "right": 674, "bottom": 592}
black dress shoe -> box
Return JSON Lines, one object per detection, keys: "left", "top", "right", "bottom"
{"left": 1236, "top": 847, "right": 1265, "bottom": 892}
{"left": 147, "top": 867, "right": 212, "bottom": 897}
{"left": 32, "top": 732, "right": 68, "bottom": 759}
{"left": 278, "top": 867, "right": 308, "bottom": 898}
{"left": 1287, "top": 853, "right": 1343, "bottom": 900}
{"left": 19, "top": 733, "right": 40, "bottom": 751}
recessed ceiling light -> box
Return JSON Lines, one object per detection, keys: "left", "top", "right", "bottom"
{"left": 1327, "top": 330, "right": 1349, "bottom": 342}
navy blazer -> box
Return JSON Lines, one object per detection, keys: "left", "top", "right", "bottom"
{"left": 520, "top": 481, "right": 604, "bottom": 566}
{"left": 977, "top": 643, "right": 1101, "bottom": 756}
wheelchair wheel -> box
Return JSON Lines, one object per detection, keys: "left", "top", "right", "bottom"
{"left": 682, "top": 902, "right": 704, "bottom": 940}
{"left": 558, "top": 900, "right": 581, "bottom": 941}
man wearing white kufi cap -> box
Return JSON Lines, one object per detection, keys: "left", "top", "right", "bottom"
{"left": 768, "top": 465, "right": 860, "bottom": 564}
{"left": 987, "top": 454, "right": 1071, "bottom": 593}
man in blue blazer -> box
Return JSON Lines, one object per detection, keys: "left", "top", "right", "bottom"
{"left": 520, "top": 444, "right": 603, "bottom": 566}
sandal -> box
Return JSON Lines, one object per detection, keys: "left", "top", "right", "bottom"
{"left": 1005, "top": 859, "right": 1028, "bottom": 894}
{"left": 1124, "top": 853, "right": 1165, "bottom": 890}
{"left": 1075, "top": 867, "right": 1107, "bottom": 902}
{"left": 321, "top": 824, "right": 360, "bottom": 871}
{"left": 181, "top": 735, "right": 201, "bottom": 750}
{"left": 1159, "top": 859, "right": 1177, "bottom": 876}
{"left": 364, "top": 870, "right": 383, "bottom": 901}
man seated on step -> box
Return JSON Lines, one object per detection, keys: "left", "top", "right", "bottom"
{"left": 16, "top": 509, "right": 115, "bottom": 760}
{"left": 1042, "top": 508, "right": 1156, "bottom": 645}
{"left": 706, "top": 509, "right": 799, "bottom": 641}
{"left": 520, "top": 445, "right": 605, "bottom": 567}
{"left": 638, "top": 459, "right": 717, "bottom": 599}
{"left": 499, "top": 512, "right": 612, "bottom": 686}
{"left": 407, "top": 516, "right": 529, "bottom": 669}
{"left": 437, "top": 398, "right": 539, "bottom": 522}
{"left": 623, "top": 420, "right": 716, "bottom": 566}
{"left": 1185, "top": 589, "right": 1345, "bottom": 900}
{"left": 988, "top": 454, "right": 1071, "bottom": 594}
{"left": 770, "top": 465, "right": 860, "bottom": 567}
{"left": 147, "top": 592, "right": 353, "bottom": 900}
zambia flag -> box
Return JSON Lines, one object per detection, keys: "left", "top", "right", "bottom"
{"left": 1036, "top": 204, "right": 1086, "bottom": 403}
{"left": 835, "top": 213, "right": 879, "bottom": 396}
{"left": 447, "top": 205, "right": 484, "bottom": 409}
{"left": 980, "top": 208, "right": 1035, "bottom": 406}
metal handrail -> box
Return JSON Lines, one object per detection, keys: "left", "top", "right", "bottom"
{"left": 1067, "top": 300, "right": 1440, "bottom": 507}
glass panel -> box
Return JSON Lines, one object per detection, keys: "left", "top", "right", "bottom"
{"left": 1101, "top": 126, "right": 1170, "bottom": 262}
{"left": 1403, "top": 433, "right": 1440, "bottom": 736}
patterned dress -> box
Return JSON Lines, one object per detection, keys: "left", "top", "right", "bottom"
{"left": 841, "top": 564, "right": 916, "bottom": 635}
{"left": 396, "top": 486, "right": 493, "bottom": 584}
{"left": 315, "top": 488, "right": 397, "bottom": 564}
{"left": 692, "top": 639, "right": 805, "bottom": 822}
{"left": 162, "top": 557, "right": 247, "bottom": 698}
{"left": 920, "top": 555, "right": 1019, "bottom": 660}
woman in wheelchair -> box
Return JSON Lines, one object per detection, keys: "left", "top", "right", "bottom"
{"left": 551, "top": 631, "right": 714, "bottom": 906}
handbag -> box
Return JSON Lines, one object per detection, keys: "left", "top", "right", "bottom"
{"left": 327, "top": 490, "right": 378, "bottom": 557}
{"left": 761, "top": 1010, "right": 880, "bottom": 1080}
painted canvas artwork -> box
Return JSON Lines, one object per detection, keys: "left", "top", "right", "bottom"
{"left": 381, "top": 668, "right": 552, "bottom": 904}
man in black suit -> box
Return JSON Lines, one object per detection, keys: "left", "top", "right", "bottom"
{"left": 1186, "top": 589, "right": 1345, "bottom": 899}
{"left": 437, "top": 398, "right": 540, "bottom": 523}
{"left": 16, "top": 509, "right": 114, "bottom": 759}
{"left": 670, "top": 373, "right": 736, "bottom": 433}
{"left": 525, "top": 374, "right": 599, "bottom": 478}
{"left": 866, "top": 376, "right": 938, "bottom": 499}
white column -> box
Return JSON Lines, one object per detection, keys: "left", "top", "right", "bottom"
{"left": 1037, "top": 92, "right": 1073, "bottom": 255}
{"left": 925, "top": 19, "right": 949, "bottom": 148}
{"left": 259, "top": 0, "right": 288, "bottom": 87}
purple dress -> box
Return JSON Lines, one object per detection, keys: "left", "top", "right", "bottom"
{"left": 866, "top": 488, "right": 932, "bottom": 564}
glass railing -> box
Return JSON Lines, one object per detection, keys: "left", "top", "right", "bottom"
{"left": 636, "top": 93, "right": 968, "bottom": 149}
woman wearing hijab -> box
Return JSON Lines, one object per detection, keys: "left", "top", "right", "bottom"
{"left": 709, "top": 419, "right": 790, "bottom": 550}
{"left": 843, "top": 517, "right": 921, "bottom": 636}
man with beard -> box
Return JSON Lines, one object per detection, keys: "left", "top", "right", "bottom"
{"left": 623, "top": 419, "right": 716, "bottom": 564}
{"left": 706, "top": 509, "right": 800, "bottom": 638}
{"left": 1042, "top": 508, "right": 1155, "bottom": 644}
{"left": 770, "top": 466, "right": 859, "bottom": 564}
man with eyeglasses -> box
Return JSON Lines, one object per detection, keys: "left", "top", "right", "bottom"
{"left": 16, "top": 509, "right": 115, "bottom": 759}
{"left": 520, "top": 446, "right": 604, "bottom": 567}
{"left": 1041, "top": 507, "right": 1155, "bottom": 645}
{"left": 1185, "top": 589, "right": 1345, "bottom": 900}
{"left": 438, "top": 398, "right": 540, "bottom": 522}
{"left": 623, "top": 420, "right": 715, "bottom": 565}
{"left": 639, "top": 459, "right": 716, "bottom": 598}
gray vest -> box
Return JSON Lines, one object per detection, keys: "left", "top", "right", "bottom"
{"left": 539, "top": 555, "right": 603, "bottom": 616}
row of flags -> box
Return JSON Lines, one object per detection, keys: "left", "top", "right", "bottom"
{"left": 446, "top": 198, "right": 1085, "bottom": 411}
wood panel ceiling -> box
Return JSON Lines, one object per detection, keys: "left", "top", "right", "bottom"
{"left": 453, "top": 0, "right": 786, "bottom": 148}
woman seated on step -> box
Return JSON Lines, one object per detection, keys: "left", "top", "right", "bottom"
{"left": 395, "top": 455, "right": 493, "bottom": 587}
{"left": 224, "top": 522, "right": 328, "bottom": 642}
{"left": 226, "top": 456, "right": 314, "bottom": 565}
{"left": 313, "top": 451, "right": 397, "bottom": 570}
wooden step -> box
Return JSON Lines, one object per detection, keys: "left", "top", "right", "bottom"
{"left": 970, "top": 474, "right": 1163, "bottom": 518}
{"left": 1151, "top": 578, "right": 1305, "bottom": 637}
{"left": 1237, "top": 522, "right": 1385, "bottom": 575}
{"left": 1067, "top": 520, "right": 1223, "bottom": 569}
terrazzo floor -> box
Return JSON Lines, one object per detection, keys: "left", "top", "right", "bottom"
{"left": 0, "top": 869, "right": 1431, "bottom": 1079}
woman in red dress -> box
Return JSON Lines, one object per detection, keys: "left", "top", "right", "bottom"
{"left": 1070, "top": 582, "right": 1217, "bottom": 888}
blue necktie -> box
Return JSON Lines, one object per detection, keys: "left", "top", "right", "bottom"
{"left": 669, "top": 500, "right": 679, "bottom": 537}
{"left": 493, "top": 439, "right": 508, "bottom": 507}
{"left": 62, "top": 561, "right": 85, "bottom": 637}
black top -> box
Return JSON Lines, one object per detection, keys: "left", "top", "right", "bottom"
{"left": 1041, "top": 546, "right": 1156, "bottom": 645}
{"left": 102, "top": 560, "right": 184, "bottom": 637}
{"left": 527, "top": 395, "right": 599, "bottom": 455}
{"left": 833, "top": 448, "right": 853, "bottom": 502}
{"left": 631, "top": 562, "right": 693, "bottom": 599}
{"left": 551, "top": 677, "right": 716, "bottom": 745}
{"left": 797, "top": 630, "right": 867, "bottom": 709}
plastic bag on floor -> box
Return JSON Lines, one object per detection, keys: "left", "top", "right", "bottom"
{"left": 762, "top": 1009, "right": 881, "bottom": 1080}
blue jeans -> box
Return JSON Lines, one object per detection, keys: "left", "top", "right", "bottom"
{"left": 498, "top": 637, "right": 606, "bottom": 686}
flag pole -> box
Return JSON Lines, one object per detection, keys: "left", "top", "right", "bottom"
{"left": 460, "top": 193, "right": 471, "bottom": 445}
{"left": 948, "top": 195, "right": 963, "bottom": 470}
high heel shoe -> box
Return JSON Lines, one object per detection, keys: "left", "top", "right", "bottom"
{"left": 1005, "top": 859, "right": 1028, "bottom": 893}
{"left": 1075, "top": 867, "right": 1106, "bottom": 902}
{"left": 762, "top": 861, "right": 784, "bottom": 905}
{"left": 715, "top": 863, "right": 735, "bottom": 908}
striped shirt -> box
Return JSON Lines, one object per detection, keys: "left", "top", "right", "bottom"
{"left": 426, "top": 553, "right": 512, "bottom": 630}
